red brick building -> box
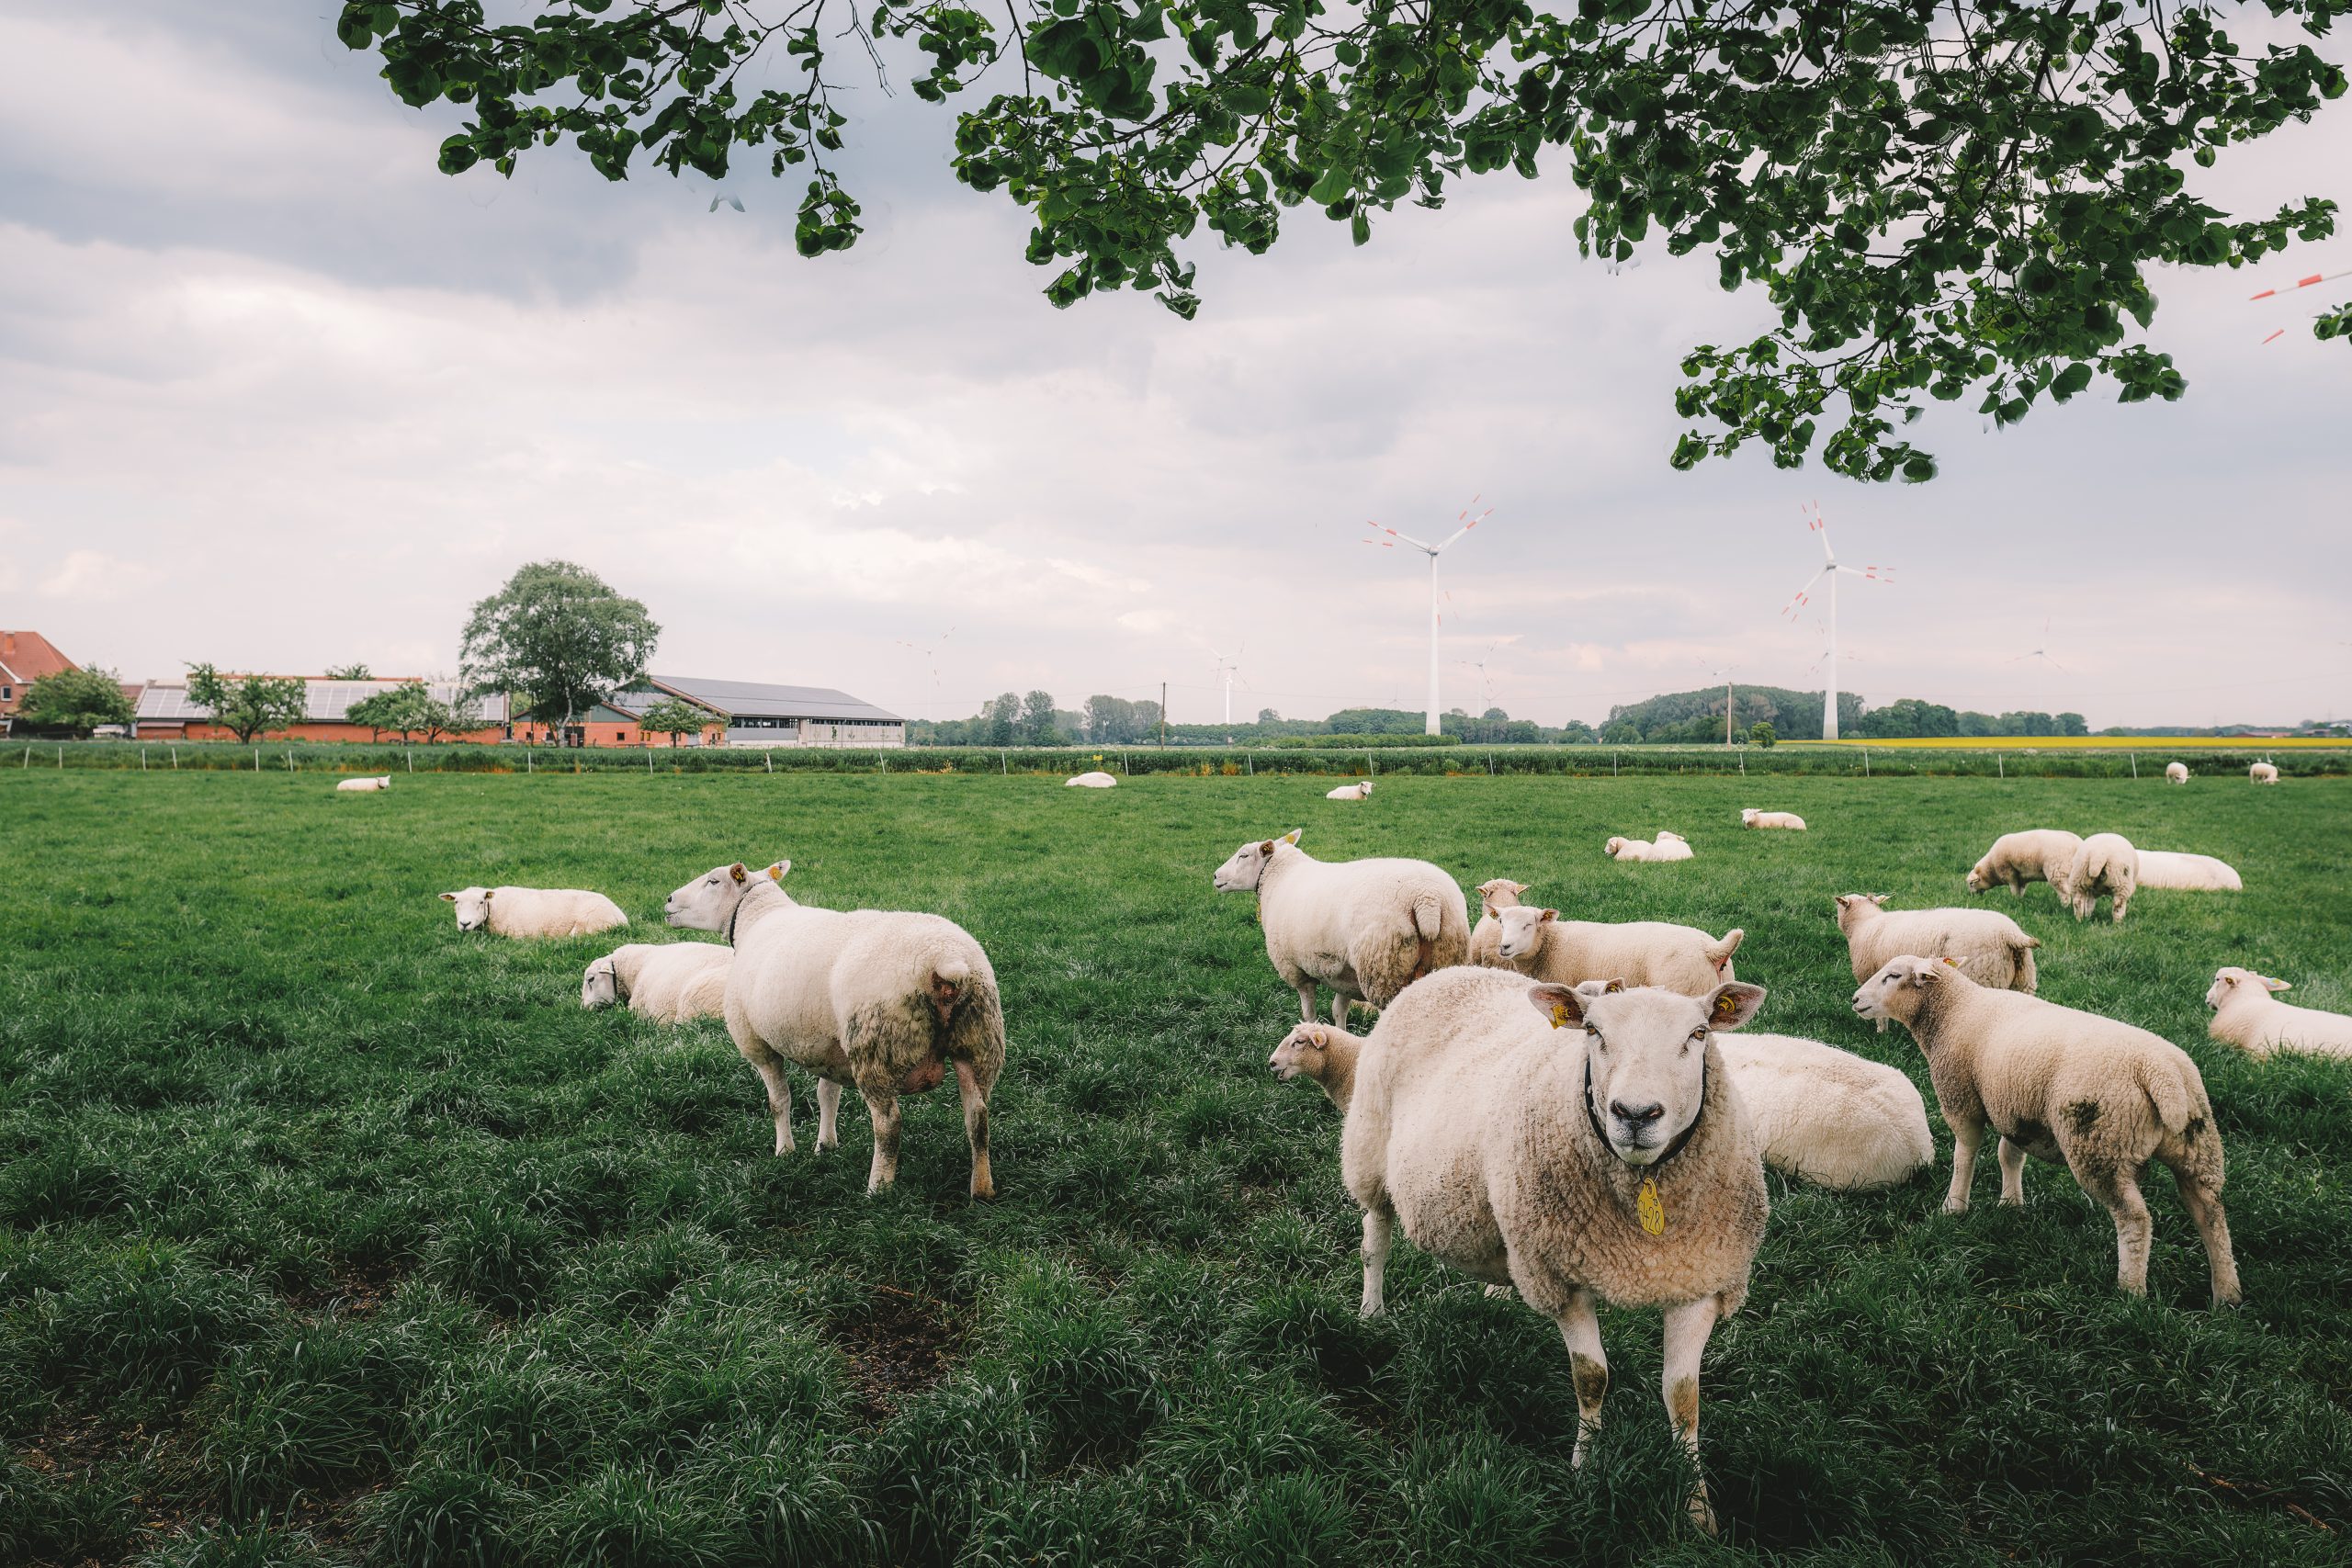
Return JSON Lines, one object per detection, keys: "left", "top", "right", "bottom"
{"left": 0, "top": 630, "right": 79, "bottom": 733}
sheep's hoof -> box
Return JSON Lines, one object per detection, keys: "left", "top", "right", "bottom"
{"left": 1941, "top": 1198, "right": 1970, "bottom": 1216}
{"left": 1686, "top": 1491, "right": 1719, "bottom": 1536}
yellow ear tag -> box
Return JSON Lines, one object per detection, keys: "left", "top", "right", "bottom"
{"left": 1636, "top": 1178, "right": 1667, "bottom": 1235}
{"left": 1550, "top": 1003, "right": 1572, "bottom": 1030}
{"left": 1713, "top": 993, "right": 1736, "bottom": 1019}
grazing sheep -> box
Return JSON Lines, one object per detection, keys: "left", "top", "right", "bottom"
{"left": 1854, "top": 955, "right": 2240, "bottom": 1304}
{"left": 2250, "top": 761, "right": 2278, "bottom": 784}
{"left": 665, "top": 861, "right": 1004, "bottom": 1198}
{"left": 2065, "top": 833, "right": 2139, "bottom": 923}
{"left": 1495, "top": 907, "right": 1743, "bottom": 996}
{"left": 1065, "top": 771, "right": 1118, "bottom": 788}
{"left": 1212, "top": 829, "right": 1470, "bottom": 1027}
{"left": 2205, "top": 967, "right": 2352, "bottom": 1058}
{"left": 582, "top": 942, "right": 732, "bottom": 1023}
{"left": 335, "top": 774, "right": 391, "bottom": 793}
{"left": 1739, "top": 809, "right": 1806, "bottom": 830}
{"left": 1268, "top": 1021, "right": 1362, "bottom": 1111}
{"left": 1834, "top": 895, "right": 2038, "bottom": 1032}
{"left": 1964, "top": 829, "right": 2084, "bottom": 898}
{"left": 1342, "top": 966, "right": 1770, "bottom": 1530}
{"left": 440, "top": 886, "right": 628, "bottom": 938}
{"left": 2134, "top": 851, "right": 2243, "bottom": 893}
{"left": 1326, "top": 780, "right": 1375, "bottom": 801}
{"left": 1606, "top": 831, "right": 1693, "bottom": 863}
{"left": 2165, "top": 762, "right": 2189, "bottom": 784}
{"left": 1467, "top": 878, "right": 1531, "bottom": 968}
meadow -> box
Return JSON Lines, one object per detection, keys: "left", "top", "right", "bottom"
{"left": 3, "top": 770, "right": 2347, "bottom": 1567}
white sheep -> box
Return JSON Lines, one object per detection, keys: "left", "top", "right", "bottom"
{"left": 1342, "top": 966, "right": 1770, "bottom": 1531}
{"left": 1064, "top": 771, "right": 1118, "bottom": 788}
{"left": 665, "top": 861, "right": 1004, "bottom": 1197}
{"left": 2065, "top": 832, "right": 2139, "bottom": 923}
{"left": 1605, "top": 830, "right": 1693, "bottom": 863}
{"left": 1467, "top": 877, "right": 1529, "bottom": 968}
{"left": 440, "top": 886, "right": 628, "bottom": 938}
{"left": 1495, "top": 907, "right": 1743, "bottom": 996}
{"left": 1964, "top": 829, "right": 2083, "bottom": 898}
{"left": 2165, "top": 761, "right": 2189, "bottom": 784}
{"left": 1739, "top": 809, "right": 1806, "bottom": 830}
{"left": 1268, "top": 1021, "right": 1361, "bottom": 1111}
{"left": 1713, "top": 1032, "right": 1931, "bottom": 1191}
{"left": 582, "top": 942, "right": 732, "bottom": 1023}
{"left": 1834, "top": 894, "right": 2038, "bottom": 1032}
{"left": 1854, "top": 955, "right": 2240, "bottom": 1304}
{"left": 2250, "top": 761, "right": 2278, "bottom": 784}
{"left": 1212, "top": 829, "right": 1470, "bottom": 1027}
{"left": 1325, "top": 780, "right": 1375, "bottom": 801}
{"left": 2204, "top": 967, "right": 2352, "bottom": 1058}
{"left": 335, "top": 774, "right": 391, "bottom": 793}
{"left": 2133, "top": 851, "right": 2243, "bottom": 893}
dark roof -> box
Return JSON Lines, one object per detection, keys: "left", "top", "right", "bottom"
{"left": 135, "top": 681, "right": 509, "bottom": 725}
{"left": 641, "top": 675, "right": 900, "bottom": 724}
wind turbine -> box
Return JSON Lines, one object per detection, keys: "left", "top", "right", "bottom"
{"left": 1211, "top": 646, "right": 1244, "bottom": 726}
{"left": 2009, "top": 619, "right": 2069, "bottom": 712}
{"left": 1781, "top": 503, "right": 1893, "bottom": 742}
{"left": 894, "top": 626, "right": 956, "bottom": 701}
{"left": 1364, "top": 496, "right": 1494, "bottom": 735}
{"left": 1455, "top": 640, "right": 1504, "bottom": 714}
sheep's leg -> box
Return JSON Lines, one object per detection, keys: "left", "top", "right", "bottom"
{"left": 749, "top": 1055, "right": 795, "bottom": 1156}
{"left": 2098, "top": 1171, "right": 2154, "bottom": 1296}
{"left": 1555, "top": 1289, "right": 1606, "bottom": 1469}
{"left": 1295, "top": 978, "right": 1319, "bottom": 1025}
{"left": 1359, "top": 1208, "right": 1394, "bottom": 1317}
{"left": 2170, "top": 1165, "right": 2241, "bottom": 1308}
{"left": 2111, "top": 892, "right": 2130, "bottom": 924}
{"left": 1996, "top": 1136, "right": 2029, "bottom": 1206}
{"left": 1329, "top": 991, "right": 1351, "bottom": 1031}
{"left": 1874, "top": 1015, "right": 1887, "bottom": 1035}
{"left": 1943, "top": 1121, "right": 1984, "bottom": 1214}
{"left": 861, "top": 1089, "right": 902, "bottom": 1194}
{"left": 814, "top": 1079, "right": 842, "bottom": 1152}
{"left": 1660, "top": 1295, "right": 1721, "bottom": 1535}
{"left": 956, "top": 1057, "right": 996, "bottom": 1201}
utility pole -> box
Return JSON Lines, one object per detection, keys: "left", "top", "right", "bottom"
{"left": 1159, "top": 682, "right": 1168, "bottom": 747}
{"left": 1725, "top": 673, "right": 1736, "bottom": 747}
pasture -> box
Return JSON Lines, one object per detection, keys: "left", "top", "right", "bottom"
{"left": 3, "top": 770, "right": 2348, "bottom": 1566}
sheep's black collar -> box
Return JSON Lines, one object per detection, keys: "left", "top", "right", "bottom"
{"left": 1582, "top": 1046, "right": 1707, "bottom": 1175}
{"left": 724, "top": 890, "right": 748, "bottom": 947}
{"left": 604, "top": 961, "right": 631, "bottom": 1003}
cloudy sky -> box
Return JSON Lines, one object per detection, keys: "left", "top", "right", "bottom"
{"left": 4, "top": 6, "right": 2347, "bottom": 729}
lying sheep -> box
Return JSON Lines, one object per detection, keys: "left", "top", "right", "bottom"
{"left": 440, "top": 885, "right": 628, "bottom": 938}
{"left": 1213, "top": 829, "right": 1470, "bottom": 1027}
{"left": 1467, "top": 877, "right": 1530, "bottom": 968}
{"left": 1713, "top": 1031, "right": 1931, "bottom": 1191}
{"left": 1834, "top": 894, "right": 2037, "bottom": 1032}
{"left": 2066, "top": 833, "right": 2138, "bottom": 923}
{"left": 1606, "top": 830, "right": 1693, "bottom": 863}
{"left": 2165, "top": 762, "right": 2189, "bottom": 784}
{"left": 2205, "top": 967, "right": 2352, "bottom": 1058}
{"left": 335, "top": 774, "right": 391, "bottom": 793}
{"left": 1965, "top": 829, "right": 2083, "bottom": 898}
{"left": 1268, "top": 1021, "right": 1361, "bottom": 1111}
{"left": 582, "top": 942, "right": 732, "bottom": 1023}
{"left": 1326, "top": 780, "right": 1375, "bottom": 801}
{"left": 1065, "top": 771, "right": 1117, "bottom": 788}
{"left": 2250, "top": 761, "right": 2278, "bottom": 784}
{"left": 1854, "top": 955, "right": 2240, "bottom": 1304}
{"left": 1343, "top": 966, "right": 1770, "bottom": 1531}
{"left": 1739, "top": 809, "right": 1806, "bottom": 830}
{"left": 666, "top": 861, "right": 1004, "bottom": 1198}
{"left": 1495, "top": 907, "right": 1743, "bottom": 996}
{"left": 2134, "top": 851, "right": 2243, "bottom": 893}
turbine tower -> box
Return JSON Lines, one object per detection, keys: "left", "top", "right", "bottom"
{"left": 1781, "top": 503, "right": 1893, "bottom": 742}
{"left": 1364, "top": 497, "right": 1494, "bottom": 735}
{"left": 1211, "top": 647, "right": 1243, "bottom": 726}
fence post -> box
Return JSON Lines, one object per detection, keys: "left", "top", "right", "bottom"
{"left": 1997, "top": 753, "right": 2003, "bottom": 779}
{"left": 58, "top": 746, "right": 64, "bottom": 769}
{"left": 1612, "top": 751, "right": 1618, "bottom": 777}
{"left": 21, "top": 745, "right": 28, "bottom": 768}
{"left": 1001, "top": 750, "right": 1008, "bottom": 774}
{"left": 878, "top": 750, "right": 886, "bottom": 773}
{"left": 1862, "top": 750, "right": 1870, "bottom": 777}
{"left": 287, "top": 750, "right": 294, "bottom": 771}
{"left": 171, "top": 746, "right": 178, "bottom": 770}
{"left": 2130, "top": 753, "right": 2138, "bottom": 779}
{"left": 406, "top": 747, "right": 413, "bottom": 773}
{"left": 254, "top": 746, "right": 260, "bottom": 773}
{"left": 1487, "top": 750, "right": 1494, "bottom": 775}
{"left": 527, "top": 749, "right": 533, "bottom": 774}
{"left": 1245, "top": 751, "right": 1252, "bottom": 775}
{"left": 1366, "top": 750, "right": 1376, "bottom": 776}
{"left": 141, "top": 747, "right": 149, "bottom": 771}
{"left": 765, "top": 750, "right": 773, "bottom": 773}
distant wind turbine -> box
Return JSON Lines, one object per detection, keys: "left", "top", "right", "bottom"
{"left": 894, "top": 626, "right": 956, "bottom": 696}
{"left": 1211, "top": 646, "right": 1244, "bottom": 726}
{"left": 1781, "top": 503, "right": 1894, "bottom": 742}
{"left": 1364, "top": 496, "right": 1494, "bottom": 735}
{"left": 1455, "top": 640, "right": 1505, "bottom": 714}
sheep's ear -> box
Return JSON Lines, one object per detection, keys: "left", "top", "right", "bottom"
{"left": 1529, "top": 983, "right": 1590, "bottom": 1031}
{"left": 765, "top": 860, "right": 790, "bottom": 882}
{"left": 1916, "top": 961, "right": 1953, "bottom": 987}
{"left": 1281, "top": 829, "right": 1303, "bottom": 845}
{"left": 1304, "top": 1024, "right": 1330, "bottom": 1046}
{"left": 439, "top": 892, "right": 457, "bottom": 902}
{"left": 1540, "top": 908, "right": 1559, "bottom": 923}
{"left": 1258, "top": 840, "right": 1275, "bottom": 856}
{"left": 1510, "top": 881, "right": 1529, "bottom": 895}
{"left": 481, "top": 889, "right": 494, "bottom": 900}
{"left": 2263, "top": 976, "right": 2292, "bottom": 992}
{"left": 1705, "top": 982, "right": 1767, "bottom": 1030}
{"left": 729, "top": 863, "right": 747, "bottom": 883}
{"left": 1869, "top": 894, "right": 1890, "bottom": 906}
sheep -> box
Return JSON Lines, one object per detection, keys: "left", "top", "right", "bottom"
{"left": 2250, "top": 761, "right": 2278, "bottom": 784}
{"left": 582, "top": 942, "right": 732, "bottom": 1023}
{"left": 1964, "top": 829, "right": 2083, "bottom": 898}
{"left": 1853, "top": 955, "right": 2241, "bottom": 1305}
{"left": 1495, "top": 907, "right": 1743, "bottom": 997}
{"left": 1342, "top": 966, "right": 1770, "bottom": 1531}
{"left": 1605, "top": 830, "right": 1693, "bottom": 863}
{"left": 1268, "top": 1021, "right": 1361, "bottom": 1111}
{"left": 1212, "top": 829, "right": 1470, "bottom": 1027}
{"left": 2133, "top": 851, "right": 2243, "bottom": 893}
{"left": 1467, "top": 877, "right": 1530, "bottom": 968}
{"left": 335, "top": 774, "right": 391, "bottom": 793}
{"left": 1739, "top": 809, "right": 1806, "bottom": 830}
{"left": 1065, "top": 771, "right": 1117, "bottom": 788}
{"left": 2165, "top": 761, "right": 2189, "bottom": 784}
{"left": 440, "top": 886, "right": 628, "bottom": 938}
{"left": 1326, "top": 780, "right": 1375, "bottom": 801}
{"left": 1833, "top": 894, "right": 2038, "bottom": 1032}
{"left": 1713, "top": 1032, "right": 1932, "bottom": 1190}
{"left": 2204, "top": 967, "right": 2352, "bottom": 1058}
{"left": 2065, "top": 832, "right": 2138, "bottom": 923}
{"left": 665, "top": 861, "right": 1004, "bottom": 1198}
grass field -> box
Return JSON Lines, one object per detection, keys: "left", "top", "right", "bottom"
{"left": 4, "top": 771, "right": 2349, "bottom": 1567}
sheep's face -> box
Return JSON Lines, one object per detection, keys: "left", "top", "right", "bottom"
{"left": 1963, "top": 860, "right": 1995, "bottom": 895}
{"left": 582, "top": 957, "right": 619, "bottom": 1009}
{"left": 1851, "top": 954, "right": 1952, "bottom": 1021}
{"left": 1268, "top": 1024, "right": 1331, "bottom": 1082}
{"left": 1214, "top": 830, "right": 1298, "bottom": 892}
{"left": 1740, "top": 809, "right": 1759, "bottom": 826}
{"left": 1603, "top": 837, "right": 1628, "bottom": 859}
{"left": 441, "top": 887, "right": 492, "bottom": 931}
{"left": 1496, "top": 906, "right": 1556, "bottom": 961}
{"left": 666, "top": 863, "right": 752, "bottom": 930}
{"left": 2205, "top": 967, "right": 2290, "bottom": 1010}
{"left": 1532, "top": 981, "right": 1764, "bottom": 1166}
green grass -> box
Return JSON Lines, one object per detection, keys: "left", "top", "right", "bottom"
{"left": 3, "top": 770, "right": 2348, "bottom": 1566}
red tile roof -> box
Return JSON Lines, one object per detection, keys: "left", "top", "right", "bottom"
{"left": 0, "top": 630, "right": 77, "bottom": 686}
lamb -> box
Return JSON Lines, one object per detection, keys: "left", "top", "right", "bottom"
{"left": 1494, "top": 907, "right": 1743, "bottom": 997}
{"left": 2250, "top": 761, "right": 2278, "bottom": 784}
{"left": 2204, "top": 967, "right": 2352, "bottom": 1058}
{"left": 335, "top": 774, "right": 391, "bottom": 793}
{"left": 1326, "top": 780, "right": 1374, "bottom": 801}
{"left": 2065, "top": 832, "right": 2138, "bottom": 923}
{"left": 1212, "top": 829, "right": 1470, "bottom": 1027}
{"left": 2133, "top": 851, "right": 2243, "bottom": 893}
{"left": 1739, "top": 809, "right": 1806, "bottom": 830}
{"left": 1854, "top": 955, "right": 2241, "bottom": 1304}
{"left": 1834, "top": 894, "right": 2038, "bottom": 1032}
{"left": 1268, "top": 1021, "right": 1361, "bottom": 1111}
{"left": 1605, "top": 830, "right": 1693, "bottom": 863}
{"left": 1064, "top": 771, "right": 1117, "bottom": 788}
{"left": 2165, "top": 761, "right": 2189, "bottom": 784}
{"left": 582, "top": 942, "right": 732, "bottom": 1023}
{"left": 440, "top": 886, "right": 628, "bottom": 938}
{"left": 1342, "top": 966, "right": 1770, "bottom": 1530}
{"left": 1964, "top": 829, "right": 2083, "bottom": 898}
{"left": 1467, "top": 877, "right": 1530, "bottom": 968}
{"left": 665, "top": 861, "right": 1004, "bottom": 1197}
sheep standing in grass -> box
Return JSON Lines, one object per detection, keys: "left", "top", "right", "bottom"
{"left": 2165, "top": 762, "right": 2189, "bottom": 784}
{"left": 336, "top": 774, "right": 391, "bottom": 793}
{"left": 2250, "top": 761, "right": 2278, "bottom": 784}
{"left": 1326, "top": 780, "right": 1374, "bottom": 801}
{"left": 582, "top": 942, "right": 732, "bottom": 1023}
{"left": 440, "top": 886, "right": 628, "bottom": 938}
{"left": 666, "top": 861, "right": 1004, "bottom": 1198}
{"left": 2205, "top": 967, "right": 2352, "bottom": 1058}
{"left": 1212, "top": 829, "right": 1469, "bottom": 1027}
{"left": 1854, "top": 955, "right": 2240, "bottom": 1304}
{"left": 1342, "top": 966, "right": 1770, "bottom": 1531}
{"left": 1496, "top": 908, "right": 1743, "bottom": 996}
{"left": 1739, "top": 809, "right": 1806, "bottom": 830}
{"left": 1065, "top": 772, "right": 1117, "bottom": 788}
{"left": 1268, "top": 1021, "right": 1362, "bottom": 1111}
{"left": 2134, "top": 852, "right": 2243, "bottom": 893}
{"left": 2065, "top": 833, "right": 2139, "bottom": 923}
{"left": 1964, "top": 829, "right": 2084, "bottom": 898}
{"left": 1606, "top": 831, "right": 1693, "bottom": 863}
{"left": 1834, "top": 895, "right": 2037, "bottom": 1032}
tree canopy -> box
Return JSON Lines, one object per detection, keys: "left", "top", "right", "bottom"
{"left": 187, "top": 666, "right": 312, "bottom": 743}
{"left": 460, "top": 560, "right": 661, "bottom": 729}
{"left": 17, "top": 668, "right": 134, "bottom": 737}
{"left": 341, "top": 0, "right": 2345, "bottom": 479}
{"left": 638, "top": 696, "right": 714, "bottom": 742}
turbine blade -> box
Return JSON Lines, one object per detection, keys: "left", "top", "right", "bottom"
{"left": 1781, "top": 567, "right": 1827, "bottom": 617}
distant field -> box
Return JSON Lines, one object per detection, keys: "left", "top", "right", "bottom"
{"left": 4, "top": 771, "right": 2349, "bottom": 1565}
{"left": 1839, "top": 736, "right": 2347, "bottom": 750}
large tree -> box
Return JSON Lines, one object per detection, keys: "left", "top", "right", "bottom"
{"left": 187, "top": 665, "right": 311, "bottom": 743}
{"left": 339, "top": 2, "right": 2345, "bottom": 479}
{"left": 638, "top": 695, "right": 713, "bottom": 744}
{"left": 17, "top": 667, "right": 134, "bottom": 737}
{"left": 460, "top": 560, "right": 661, "bottom": 731}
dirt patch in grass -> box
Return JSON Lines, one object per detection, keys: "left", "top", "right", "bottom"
{"left": 833, "top": 1286, "right": 958, "bottom": 1422}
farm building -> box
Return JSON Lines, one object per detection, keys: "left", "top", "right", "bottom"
{"left": 0, "top": 629, "right": 80, "bottom": 734}
{"left": 132, "top": 679, "right": 514, "bottom": 742}
{"left": 614, "top": 676, "right": 906, "bottom": 748}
